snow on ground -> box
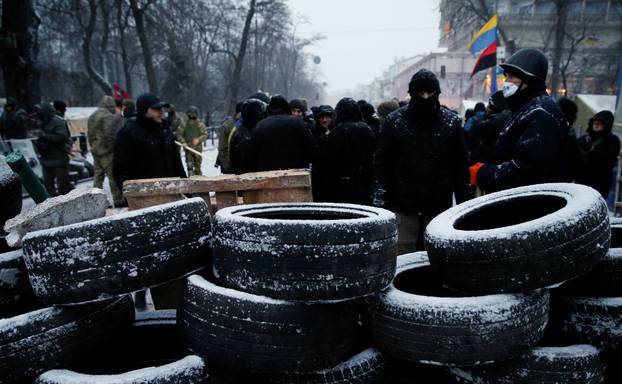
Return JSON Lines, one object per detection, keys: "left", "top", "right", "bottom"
{"left": 20, "top": 140, "right": 222, "bottom": 213}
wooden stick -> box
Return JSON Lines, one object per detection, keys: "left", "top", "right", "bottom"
{"left": 175, "top": 140, "right": 203, "bottom": 158}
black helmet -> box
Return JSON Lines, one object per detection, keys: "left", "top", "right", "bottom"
{"left": 241, "top": 98, "right": 267, "bottom": 129}
{"left": 186, "top": 106, "right": 199, "bottom": 116}
{"left": 500, "top": 48, "right": 548, "bottom": 83}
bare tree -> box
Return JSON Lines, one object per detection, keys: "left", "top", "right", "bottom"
{"left": 129, "top": 0, "right": 158, "bottom": 94}
{"left": 1, "top": 0, "right": 41, "bottom": 109}
{"left": 77, "top": 0, "right": 113, "bottom": 95}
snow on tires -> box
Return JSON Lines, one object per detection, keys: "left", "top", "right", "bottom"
{"left": 21, "top": 197, "right": 212, "bottom": 305}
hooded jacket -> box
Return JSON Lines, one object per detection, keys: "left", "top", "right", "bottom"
{"left": 313, "top": 98, "right": 377, "bottom": 204}
{"left": 88, "top": 96, "right": 123, "bottom": 158}
{"left": 476, "top": 84, "right": 578, "bottom": 192}
{"left": 37, "top": 103, "right": 71, "bottom": 167}
{"left": 113, "top": 102, "right": 186, "bottom": 190}
{"left": 576, "top": 110, "right": 620, "bottom": 198}
{"left": 249, "top": 96, "right": 316, "bottom": 172}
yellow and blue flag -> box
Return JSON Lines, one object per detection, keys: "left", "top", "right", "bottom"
{"left": 468, "top": 15, "right": 498, "bottom": 56}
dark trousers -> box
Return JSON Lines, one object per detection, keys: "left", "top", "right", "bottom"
{"left": 43, "top": 165, "right": 73, "bottom": 196}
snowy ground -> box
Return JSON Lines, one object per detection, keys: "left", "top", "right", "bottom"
{"left": 21, "top": 139, "right": 222, "bottom": 212}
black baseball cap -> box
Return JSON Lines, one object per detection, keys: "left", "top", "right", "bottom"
{"left": 137, "top": 93, "right": 170, "bottom": 114}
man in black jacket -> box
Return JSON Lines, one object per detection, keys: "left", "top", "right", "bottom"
{"left": 467, "top": 90, "right": 511, "bottom": 164}
{"left": 374, "top": 69, "right": 471, "bottom": 253}
{"left": 469, "top": 48, "right": 577, "bottom": 192}
{"left": 313, "top": 98, "right": 376, "bottom": 204}
{"left": 249, "top": 95, "right": 316, "bottom": 172}
{"left": 576, "top": 110, "right": 620, "bottom": 198}
{"left": 229, "top": 98, "right": 267, "bottom": 174}
{"left": 113, "top": 93, "right": 186, "bottom": 192}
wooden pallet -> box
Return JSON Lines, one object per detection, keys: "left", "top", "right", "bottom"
{"left": 122, "top": 169, "right": 312, "bottom": 212}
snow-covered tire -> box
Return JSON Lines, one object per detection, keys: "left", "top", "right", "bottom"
{"left": 261, "top": 347, "right": 385, "bottom": 383}
{"left": 178, "top": 274, "right": 358, "bottom": 373}
{"left": 365, "top": 258, "right": 549, "bottom": 366}
{"left": 425, "top": 183, "right": 609, "bottom": 294}
{"left": 450, "top": 344, "right": 605, "bottom": 383}
{"left": 0, "top": 248, "right": 39, "bottom": 317}
{"left": 213, "top": 203, "right": 397, "bottom": 300}
{"left": 0, "top": 158, "right": 22, "bottom": 230}
{"left": 559, "top": 248, "right": 622, "bottom": 297}
{"left": 552, "top": 295, "right": 622, "bottom": 348}
{"left": 35, "top": 355, "right": 209, "bottom": 384}
{"left": 21, "top": 198, "right": 212, "bottom": 305}
{"left": 0, "top": 296, "right": 135, "bottom": 383}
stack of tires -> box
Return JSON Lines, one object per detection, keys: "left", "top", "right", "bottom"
{"left": 0, "top": 156, "right": 22, "bottom": 253}
{"left": 0, "top": 197, "right": 213, "bottom": 383}
{"left": 365, "top": 183, "right": 612, "bottom": 383}
{"left": 178, "top": 203, "right": 398, "bottom": 383}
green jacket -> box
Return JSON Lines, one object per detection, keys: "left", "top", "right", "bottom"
{"left": 88, "top": 96, "right": 121, "bottom": 157}
{"left": 217, "top": 118, "right": 235, "bottom": 171}
{"left": 179, "top": 118, "right": 207, "bottom": 149}
{"left": 38, "top": 103, "right": 70, "bottom": 167}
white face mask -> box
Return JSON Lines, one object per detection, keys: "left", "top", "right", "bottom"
{"left": 502, "top": 82, "right": 520, "bottom": 98}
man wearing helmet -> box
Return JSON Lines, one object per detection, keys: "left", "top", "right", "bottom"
{"left": 469, "top": 48, "right": 577, "bottom": 192}
{"left": 178, "top": 106, "right": 208, "bottom": 175}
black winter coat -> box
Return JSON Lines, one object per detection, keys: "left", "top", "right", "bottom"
{"left": 37, "top": 103, "right": 70, "bottom": 167}
{"left": 477, "top": 87, "right": 577, "bottom": 192}
{"left": 229, "top": 124, "right": 254, "bottom": 175}
{"left": 576, "top": 111, "right": 621, "bottom": 198}
{"left": 374, "top": 104, "right": 471, "bottom": 216}
{"left": 313, "top": 121, "right": 376, "bottom": 204}
{"left": 113, "top": 115, "right": 186, "bottom": 190}
{"left": 250, "top": 114, "right": 316, "bottom": 172}
{"left": 467, "top": 109, "right": 511, "bottom": 164}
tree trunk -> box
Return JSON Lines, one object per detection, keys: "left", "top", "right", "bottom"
{"left": 130, "top": 0, "right": 158, "bottom": 94}
{"left": 82, "top": 0, "right": 113, "bottom": 95}
{"left": 550, "top": 0, "right": 567, "bottom": 99}
{"left": 228, "top": 0, "right": 257, "bottom": 113}
{"left": 0, "top": 0, "right": 41, "bottom": 111}
{"left": 116, "top": 0, "right": 133, "bottom": 96}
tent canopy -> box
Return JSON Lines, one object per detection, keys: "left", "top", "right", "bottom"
{"left": 65, "top": 107, "right": 97, "bottom": 136}
{"left": 574, "top": 94, "right": 617, "bottom": 134}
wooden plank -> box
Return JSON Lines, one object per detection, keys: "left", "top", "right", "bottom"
{"left": 215, "top": 191, "right": 238, "bottom": 211}
{"left": 123, "top": 169, "right": 311, "bottom": 197}
{"left": 242, "top": 187, "right": 312, "bottom": 204}
{"left": 126, "top": 194, "right": 185, "bottom": 210}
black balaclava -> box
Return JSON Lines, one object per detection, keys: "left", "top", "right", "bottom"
{"left": 408, "top": 69, "right": 441, "bottom": 120}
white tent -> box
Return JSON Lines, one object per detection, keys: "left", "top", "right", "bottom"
{"left": 65, "top": 107, "right": 97, "bottom": 136}
{"left": 458, "top": 99, "right": 485, "bottom": 118}
{"left": 574, "top": 94, "right": 617, "bottom": 134}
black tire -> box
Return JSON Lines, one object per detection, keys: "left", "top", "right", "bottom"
{"left": 425, "top": 183, "right": 610, "bottom": 294}
{"left": 0, "top": 296, "right": 135, "bottom": 383}
{"left": 178, "top": 274, "right": 358, "bottom": 373}
{"left": 384, "top": 357, "right": 455, "bottom": 384}
{"left": 21, "top": 197, "right": 212, "bottom": 305}
{"left": 0, "top": 159, "right": 22, "bottom": 229}
{"left": 0, "top": 248, "right": 40, "bottom": 317}
{"left": 559, "top": 247, "right": 622, "bottom": 297}
{"left": 68, "top": 309, "right": 191, "bottom": 374}
{"left": 36, "top": 355, "right": 209, "bottom": 384}
{"left": 262, "top": 347, "right": 386, "bottom": 384}
{"left": 365, "top": 255, "right": 549, "bottom": 366}
{"left": 213, "top": 203, "right": 397, "bottom": 300}
{"left": 450, "top": 344, "right": 605, "bottom": 384}
{"left": 551, "top": 295, "right": 622, "bottom": 348}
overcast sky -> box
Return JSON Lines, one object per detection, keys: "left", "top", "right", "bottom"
{"left": 287, "top": 0, "right": 441, "bottom": 93}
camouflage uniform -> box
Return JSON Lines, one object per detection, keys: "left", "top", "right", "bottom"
{"left": 37, "top": 103, "right": 73, "bottom": 196}
{"left": 217, "top": 117, "right": 236, "bottom": 174}
{"left": 87, "top": 96, "right": 124, "bottom": 205}
{"left": 178, "top": 106, "right": 207, "bottom": 175}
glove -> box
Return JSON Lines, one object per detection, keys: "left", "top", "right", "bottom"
{"left": 469, "top": 162, "right": 484, "bottom": 186}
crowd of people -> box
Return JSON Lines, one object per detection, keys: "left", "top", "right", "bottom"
{"left": 1, "top": 48, "right": 620, "bottom": 254}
